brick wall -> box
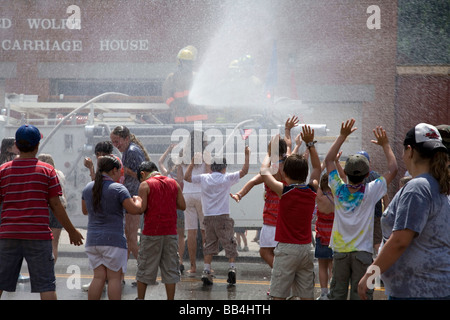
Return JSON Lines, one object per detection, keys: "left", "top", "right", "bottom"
{"left": 394, "top": 71, "right": 450, "bottom": 181}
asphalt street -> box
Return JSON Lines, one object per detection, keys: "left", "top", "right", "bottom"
{"left": 0, "top": 229, "right": 387, "bottom": 301}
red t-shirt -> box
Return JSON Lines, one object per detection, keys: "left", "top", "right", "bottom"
{"left": 275, "top": 184, "right": 316, "bottom": 245}
{"left": 0, "top": 158, "right": 62, "bottom": 240}
{"left": 142, "top": 175, "right": 178, "bottom": 236}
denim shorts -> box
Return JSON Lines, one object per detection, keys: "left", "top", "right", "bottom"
{"left": 0, "top": 239, "right": 56, "bottom": 293}
{"left": 49, "top": 208, "right": 63, "bottom": 229}
{"left": 314, "top": 237, "right": 333, "bottom": 259}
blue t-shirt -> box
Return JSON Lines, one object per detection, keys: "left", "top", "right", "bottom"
{"left": 82, "top": 178, "right": 131, "bottom": 249}
{"left": 122, "top": 142, "right": 145, "bottom": 196}
{"left": 381, "top": 173, "right": 450, "bottom": 298}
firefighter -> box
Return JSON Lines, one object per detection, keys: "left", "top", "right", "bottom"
{"left": 237, "top": 54, "right": 263, "bottom": 105}
{"left": 217, "top": 55, "right": 264, "bottom": 116}
{"left": 162, "top": 45, "right": 204, "bottom": 123}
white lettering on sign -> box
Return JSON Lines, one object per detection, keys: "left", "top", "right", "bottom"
{"left": 1, "top": 39, "right": 82, "bottom": 51}
{"left": 0, "top": 18, "right": 12, "bottom": 29}
{"left": 27, "top": 18, "right": 70, "bottom": 29}
{"left": 99, "top": 39, "right": 149, "bottom": 51}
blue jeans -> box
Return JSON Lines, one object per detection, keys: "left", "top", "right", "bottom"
{"left": 0, "top": 239, "right": 55, "bottom": 292}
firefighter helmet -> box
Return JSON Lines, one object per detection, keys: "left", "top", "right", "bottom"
{"left": 229, "top": 59, "right": 239, "bottom": 69}
{"left": 177, "top": 45, "right": 197, "bottom": 62}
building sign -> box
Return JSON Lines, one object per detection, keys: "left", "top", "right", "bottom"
{"left": 0, "top": 12, "right": 149, "bottom": 52}
{"left": 1, "top": 39, "right": 83, "bottom": 51}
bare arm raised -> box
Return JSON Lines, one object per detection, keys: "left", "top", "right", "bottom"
{"left": 301, "top": 125, "right": 320, "bottom": 190}
{"left": 325, "top": 118, "right": 357, "bottom": 175}
{"left": 371, "top": 126, "right": 398, "bottom": 185}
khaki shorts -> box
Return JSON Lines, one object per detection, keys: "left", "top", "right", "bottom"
{"left": 203, "top": 215, "right": 238, "bottom": 259}
{"left": 184, "top": 193, "right": 204, "bottom": 230}
{"left": 136, "top": 235, "right": 180, "bottom": 284}
{"left": 270, "top": 242, "right": 315, "bottom": 299}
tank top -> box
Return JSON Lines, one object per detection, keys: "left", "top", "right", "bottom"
{"left": 275, "top": 184, "right": 316, "bottom": 245}
{"left": 142, "top": 175, "right": 178, "bottom": 236}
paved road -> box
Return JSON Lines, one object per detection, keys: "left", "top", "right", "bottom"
{"left": 1, "top": 229, "right": 387, "bottom": 300}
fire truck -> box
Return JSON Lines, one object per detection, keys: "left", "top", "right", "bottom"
{"left": 0, "top": 92, "right": 330, "bottom": 228}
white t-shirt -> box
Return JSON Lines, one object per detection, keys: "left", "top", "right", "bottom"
{"left": 191, "top": 171, "right": 240, "bottom": 216}
{"left": 328, "top": 170, "right": 387, "bottom": 254}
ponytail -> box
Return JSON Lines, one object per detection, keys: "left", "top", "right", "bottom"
{"left": 429, "top": 151, "right": 450, "bottom": 195}
{"left": 92, "top": 156, "right": 121, "bottom": 212}
{"left": 130, "top": 133, "right": 150, "bottom": 161}
{"left": 414, "top": 146, "right": 450, "bottom": 195}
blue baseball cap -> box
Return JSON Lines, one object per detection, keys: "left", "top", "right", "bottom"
{"left": 15, "top": 124, "right": 41, "bottom": 149}
{"left": 357, "top": 151, "right": 370, "bottom": 162}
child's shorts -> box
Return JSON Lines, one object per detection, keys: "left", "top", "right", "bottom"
{"left": 85, "top": 245, "right": 128, "bottom": 273}
{"left": 270, "top": 242, "right": 314, "bottom": 299}
{"left": 136, "top": 235, "right": 180, "bottom": 284}
{"left": 203, "top": 215, "right": 238, "bottom": 259}
{"left": 0, "top": 239, "right": 55, "bottom": 293}
{"left": 259, "top": 224, "right": 278, "bottom": 248}
{"left": 314, "top": 236, "right": 333, "bottom": 259}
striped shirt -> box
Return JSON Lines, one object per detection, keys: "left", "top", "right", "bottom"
{"left": 262, "top": 183, "right": 280, "bottom": 226}
{"left": 315, "top": 209, "right": 335, "bottom": 246}
{"left": 0, "top": 158, "right": 62, "bottom": 240}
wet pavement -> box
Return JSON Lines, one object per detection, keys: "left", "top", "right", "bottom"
{"left": 1, "top": 229, "right": 387, "bottom": 301}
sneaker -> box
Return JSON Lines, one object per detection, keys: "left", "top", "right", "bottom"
{"left": 227, "top": 267, "right": 236, "bottom": 285}
{"left": 201, "top": 270, "right": 214, "bottom": 286}
{"left": 82, "top": 281, "right": 107, "bottom": 292}
{"left": 17, "top": 274, "right": 30, "bottom": 283}
{"left": 316, "top": 293, "right": 329, "bottom": 300}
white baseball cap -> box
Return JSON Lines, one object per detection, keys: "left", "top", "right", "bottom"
{"left": 403, "top": 123, "right": 447, "bottom": 153}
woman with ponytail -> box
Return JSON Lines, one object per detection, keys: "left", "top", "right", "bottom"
{"left": 82, "top": 156, "right": 143, "bottom": 300}
{"left": 359, "top": 123, "right": 450, "bottom": 300}
{"left": 110, "top": 126, "right": 149, "bottom": 267}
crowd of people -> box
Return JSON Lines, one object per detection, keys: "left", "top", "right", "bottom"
{"left": 0, "top": 117, "right": 448, "bottom": 301}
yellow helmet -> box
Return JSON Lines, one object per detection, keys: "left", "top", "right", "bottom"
{"left": 177, "top": 45, "right": 197, "bottom": 61}
{"left": 228, "top": 59, "right": 239, "bottom": 69}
